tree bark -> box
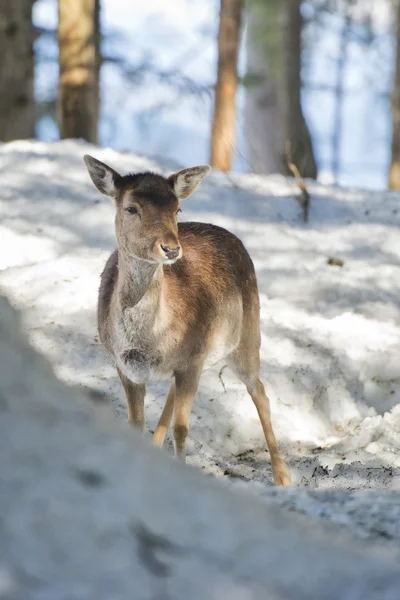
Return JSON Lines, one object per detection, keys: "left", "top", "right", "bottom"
{"left": 210, "top": 0, "right": 243, "bottom": 171}
{"left": 246, "top": 9, "right": 283, "bottom": 175}
{"left": 57, "top": 0, "right": 99, "bottom": 143}
{"left": 389, "top": 0, "right": 400, "bottom": 189}
{"left": 0, "top": 0, "right": 35, "bottom": 141}
{"left": 246, "top": 0, "right": 317, "bottom": 179}
{"left": 94, "top": 0, "right": 100, "bottom": 134}
{"left": 282, "top": 0, "right": 317, "bottom": 179}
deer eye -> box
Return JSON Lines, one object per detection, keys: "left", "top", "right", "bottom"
{"left": 125, "top": 206, "right": 139, "bottom": 215}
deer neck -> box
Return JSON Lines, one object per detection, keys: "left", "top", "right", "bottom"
{"left": 116, "top": 252, "right": 163, "bottom": 311}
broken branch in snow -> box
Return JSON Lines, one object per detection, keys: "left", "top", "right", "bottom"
{"left": 286, "top": 141, "right": 311, "bottom": 222}
{"left": 218, "top": 364, "right": 228, "bottom": 393}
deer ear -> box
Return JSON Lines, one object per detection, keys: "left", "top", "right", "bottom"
{"left": 168, "top": 165, "right": 211, "bottom": 200}
{"left": 83, "top": 155, "right": 121, "bottom": 198}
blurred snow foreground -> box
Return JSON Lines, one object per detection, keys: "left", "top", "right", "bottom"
{"left": 3, "top": 295, "right": 400, "bottom": 600}
{"left": 1, "top": 141, "right": 400, "bottom": 505}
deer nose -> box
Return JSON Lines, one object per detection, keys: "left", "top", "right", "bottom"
{"left": 160, "top": 244, "right": 180, "bottom": 260}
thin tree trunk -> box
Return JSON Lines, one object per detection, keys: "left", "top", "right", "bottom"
{"left": 94, "top": 0, "right": 101, "bottom": 137}
{"left": 57, "top": 0, "right": 99, "bottom": 143}
{"left": 0, "top": 0, "right": 35, "bottom": 141}
{"left": 210, "top": 0, "right": 243, "bottom": 171}
{"left": 282, "top": 0, "right": 317, "bottom": 179}
{"left": 332, "top": 1, "right": 352, "bottom": 184}
{"left": 389, "top": 0, "right": 400, "bottom": 189}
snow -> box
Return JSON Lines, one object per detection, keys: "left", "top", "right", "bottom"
{"left": 1, "top": 139, "right": 400, "bottom": 493}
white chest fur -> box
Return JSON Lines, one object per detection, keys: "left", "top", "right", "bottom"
{"left": 113, "top": 299, "right": 171, "bottom": 384}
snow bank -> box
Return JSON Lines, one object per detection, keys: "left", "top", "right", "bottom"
{"left": 4, "top": 293, "right": 400, "bottom": 599}
{"left": 1, "top": 139, "right": 400, "bottom": 490}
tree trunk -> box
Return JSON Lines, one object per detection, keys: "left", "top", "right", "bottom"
{"left": 331, "top": 1, "right": 352, "bottom": 183}
{"left": 0, "top": 0, "right": 35, "bottom": 141}
{"left": 246, "top": 0, "right": 317, "bottom": 179}
{"left": 57, "top": 0, "right": 99, "bottom": 143}
{"left": 389, "top": 0, "right": 400, "bottom": 189}
{"left": 210, "top": 0, "right": 243, "bottom": 171}
{"left": 245, "top": 2, "right": 283, "bottom": 175}
{"left": 282, "top": 0, "right": 317, "bottom": 179}
{"left": 94, "top": 0, "right": 101, "bottom": 135}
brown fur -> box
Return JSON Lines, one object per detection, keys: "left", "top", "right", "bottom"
{"left": 84, "top": 155, "right": 292, "bottom": 486}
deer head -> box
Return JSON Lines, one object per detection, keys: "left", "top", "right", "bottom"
{"left": 84, "top": 156, "right": 210, "bottom": 264}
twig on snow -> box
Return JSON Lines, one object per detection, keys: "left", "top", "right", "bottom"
{"left": 286, "top": 140, "right": 311, "bottom": 222}
{"left": 218, "top": 365, "right": 228, "bottom": 393}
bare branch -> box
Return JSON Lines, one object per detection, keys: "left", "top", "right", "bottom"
{"left": 286, "top": 140, "right": 311, "bottom": 223}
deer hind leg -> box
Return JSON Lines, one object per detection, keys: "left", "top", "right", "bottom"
{"left": 172, "top": 364, "right": 203, "bottom": 461}
{"left": 116, "top": 367, "right": 145, "bottom": 431}
{"left": 152, "top": 381, "right": 175, "bottom": 447}
{"left": 248, "top": 379, "right": 292, "bottom": 486}
{"left": 228, "top": 353, "right": 292, "bottom": 487}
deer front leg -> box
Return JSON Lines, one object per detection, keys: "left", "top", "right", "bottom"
{"left": 117, "top": 367, "right": 145, "bottom": 431}
{"left": 172, "top": 364, "right": 203, "bottom": 461}
{"left": 152, "top": 381, "right": 175, "bottom": 447}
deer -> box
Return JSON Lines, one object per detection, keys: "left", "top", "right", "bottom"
{"left": 84, "top": 155, "right": 292, "bottom": 486}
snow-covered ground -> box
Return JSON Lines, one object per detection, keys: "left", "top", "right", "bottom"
{"left": 1, "top": 140, "right": 400, "bottom": 496}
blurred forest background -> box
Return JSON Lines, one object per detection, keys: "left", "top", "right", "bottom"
{"left": 1, "top": 0, "right": 399, "bottom": 190}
